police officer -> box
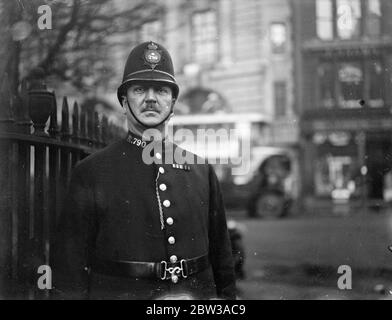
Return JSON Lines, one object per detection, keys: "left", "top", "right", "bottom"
{"left": 53, "top": 41, "right": 236, "bottom": 300}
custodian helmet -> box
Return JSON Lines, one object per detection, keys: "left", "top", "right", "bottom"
{"left": 117, "top": 41, "right": 179, "bottom": 105}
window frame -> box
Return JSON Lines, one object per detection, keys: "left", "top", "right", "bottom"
{"left": 316, "top": 56, "right": 385, "bottom": 109}
{"left": 317, "top": 61, "right": 337, "bottom": 109}
{"left": 315, "top": 0, "right": 383, "bottom": 40}
{"left": 316, "top": 0, "right": 335, "bottom": 40}
{"left": 191, "top": 9, "right": 219, "bottom": 65}
{"left": 270, "top": 22, "right": 288, "bottom": 54}
{"left": 336, "top": 59, "right": 365, "bottom": 108}
{"left": 364, "top": 0, "right": 383, "bottom": 37}
{"left": 336, "top": 0, "right": 363, "bottom": 40}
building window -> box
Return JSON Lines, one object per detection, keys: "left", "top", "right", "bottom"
{"left": 270, "top": 23, "right": 287, "bottom": 54}
{"left": 317, "top": 58, "right": 384, "bottom": 109}
{"left": 366, "top": 0, "right": 382, "bottom": 36}
{"left": 368, "top": 60, "right": 384, "bottom": 107}
{"left": 318, "top": 62, "right": 335, "bottom": 108}
{"left": 192, "top": 10, "right": 218, "bottom": 64}
{"left": 274, "top": 81, "right": 287, "bottom": 117}
{"left": 316, "top": 0, "right": 334, "bottom": 40}
{"left": 316, "top": 0, "right": 382, "bottom": 40}
{"left": 337, "top": 0, "right": 362, "bottom": 39}
{"left": 338, "top": 61, "right": 364, "bottom": 108}
{"left": 140, "top": 20, "right": 163, "bottom": 42}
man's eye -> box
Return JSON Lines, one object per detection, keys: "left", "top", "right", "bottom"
{"left": 134, "top": 87, "right": 144, "bottom": 93}
{"left": 158, "top": 88, "right": 169, "bottom": 94}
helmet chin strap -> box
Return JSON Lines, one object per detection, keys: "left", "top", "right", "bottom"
{"left": 125, "top": 100, "right": 174, "bottom": 129}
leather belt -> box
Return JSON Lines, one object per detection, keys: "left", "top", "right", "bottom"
{"left": 91, "top": 254, "right": 210, "bottom": 283}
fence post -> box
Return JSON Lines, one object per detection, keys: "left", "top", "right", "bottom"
{"left": 101, "top": 115, "right": 108, "bottom": 146}
{"left": 94, "top": 112, "right": 100, "bottom": 148}
{"left": 72, "top": 101, "right": 80, "bottom": 145}
{"left": 80, "top": 108, "right": 87, "bottom": 146}
{"left": 87, "top": 109, "right": 94, "bottom": 148}
{"left": 15, "top": 79, "right": 32, "bottom": 134}
{"left": 0, "top": 72, "right": 14, "bottom": 298}
{"left": 49, "top": 93, "right": 59, "bottom": 139}
{"left": 60, "top": 97, "right": 71, "bottom": 142}
{"left": 0, "top": 73, "right": 15, "bottom": 133}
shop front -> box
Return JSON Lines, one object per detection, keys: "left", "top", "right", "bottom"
{"left": 302, "top": 114, "right": 392, "bottom": 209}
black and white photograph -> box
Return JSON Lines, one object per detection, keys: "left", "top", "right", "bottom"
{"left": 1, "top": 0, "right": 392, "bottom": 303}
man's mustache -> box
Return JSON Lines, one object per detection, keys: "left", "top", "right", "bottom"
{"left": 142, "top": 103, "right": 159, "bottom": 112}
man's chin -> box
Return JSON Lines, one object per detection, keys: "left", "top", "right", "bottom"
{"left": 139, "top": 117, "right": 162, "bottom": 127}
{"left": 137, "top": 112, "right": 168, "bottom": 127}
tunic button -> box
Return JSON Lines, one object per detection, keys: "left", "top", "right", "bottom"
{"left": 159, "top": 184, "right": 167, "bottom": 191}
{"left": 163, "top": 200, "right": 171, "bottom": 208}
{"left": 155, "top": 153, "right": 162, "bottom": 160}
{"left": 159, "top": 167, "right": 165, "bottom": 174}
{"left": 170, "top": 255, "right": 178, "bottom": 263}
{"left": 166, "top": 217, "right": 174, "bottom": 225}
{"left": 168, "top": 236, "right": 175, "bottom": 244}
{"left": 171, "top": 275, "right": 179, "bottom": 283}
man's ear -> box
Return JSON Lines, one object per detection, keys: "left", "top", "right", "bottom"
{"left": 169, "top": 98, "right": 177, "bottom": 116}
{"left": 121, "top": 97, "right": 128, "bottom": 114}
{"left": 122, "top": 96, "right": 128, "bottom": 107}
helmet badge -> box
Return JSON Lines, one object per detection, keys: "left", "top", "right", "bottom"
{"left": 144, "top": 42, "right": 162, "bottom": 70}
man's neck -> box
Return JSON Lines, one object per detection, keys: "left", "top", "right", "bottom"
{"left": 127, "top": 121, "right": 167, "bottom": 141}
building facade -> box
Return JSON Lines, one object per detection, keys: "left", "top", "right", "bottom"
{"left": 292, "top": 0, "right": 392, "bottom": 206}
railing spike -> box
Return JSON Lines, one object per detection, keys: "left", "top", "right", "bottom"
{"left": 61, "top": 97, "right": 70, "bottom": 141}
{"left": 87, "top": 108, "right": 94, "bottom": 147}
{"left": 80, "top": 108, "right": 87, "bottom": 145}
{"left": 94, "top": 111, "right": 100, "bottom": 147}
{"left": 101, "top": 115, "right": 108, "bottom": 145}
{"left": 72, "top": 101, "right": 80, "bottom": 143}
{"left": 49, "top": 92, "right": 59, "bottom": 138}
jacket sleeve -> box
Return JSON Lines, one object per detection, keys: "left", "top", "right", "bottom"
{"left": 208, "top": 164, "right": 237, "bottom": 300}
{"left": 51, "top": 164, "right": 98, "bottom": 299}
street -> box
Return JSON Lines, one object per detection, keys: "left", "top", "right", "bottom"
{"left": 227, "top": 209, "right": 392, "bottom": 299}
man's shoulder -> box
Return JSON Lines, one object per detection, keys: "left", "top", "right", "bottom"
{"left": 167, "top": 142, "right": 214, "bottom": 179}
{"left": 74, "top": 139, "right": 127, "bottom": 171}
{"left": 169, "top": 142, "right": 209, "bottom": 167}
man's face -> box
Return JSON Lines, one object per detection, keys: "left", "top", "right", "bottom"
{"left": 123, "top": 82, "right": 174, "bottom": 128}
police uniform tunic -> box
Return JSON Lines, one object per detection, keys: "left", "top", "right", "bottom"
{"left": 53, "top": 133, "right": 236, "bottom": 300}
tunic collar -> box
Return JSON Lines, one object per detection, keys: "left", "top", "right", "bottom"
{"left": 125, "top": 130, "right": 167, "bottom": 149}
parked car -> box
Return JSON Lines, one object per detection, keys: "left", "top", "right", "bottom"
{"left": 210, "top": 147, "right": 296, "bottom": 217}
{"left": 246, "top": 151, "right": 293, "bottom": 218}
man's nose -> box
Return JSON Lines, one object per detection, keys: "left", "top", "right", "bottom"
{"left": 145, "top": 88, "right": 157, "bottom": 102}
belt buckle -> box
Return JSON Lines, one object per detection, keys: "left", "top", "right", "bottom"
{"left": 160, "top": 259, "right": 188, "bottom": 283}
{"left": 160, "top": 261, "right": 168, "bottom": 280}
{"left": 180, "top": 259, "right": 188, "bottom": 278}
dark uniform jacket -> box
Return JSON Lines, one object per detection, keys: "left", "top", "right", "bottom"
{"left": 52, "top": 132, "right": 236, "bottom": 300}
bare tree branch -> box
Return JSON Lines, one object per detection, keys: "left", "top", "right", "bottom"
{"left": 7, "top": 0, "right": 172, "bottom": 94}
{"left": 36, "top": 0, "right": 81, "bottom": 74}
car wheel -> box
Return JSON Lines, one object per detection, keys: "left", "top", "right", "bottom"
{"left": 255, "top": 191, "right": 285, "bottom": 219}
